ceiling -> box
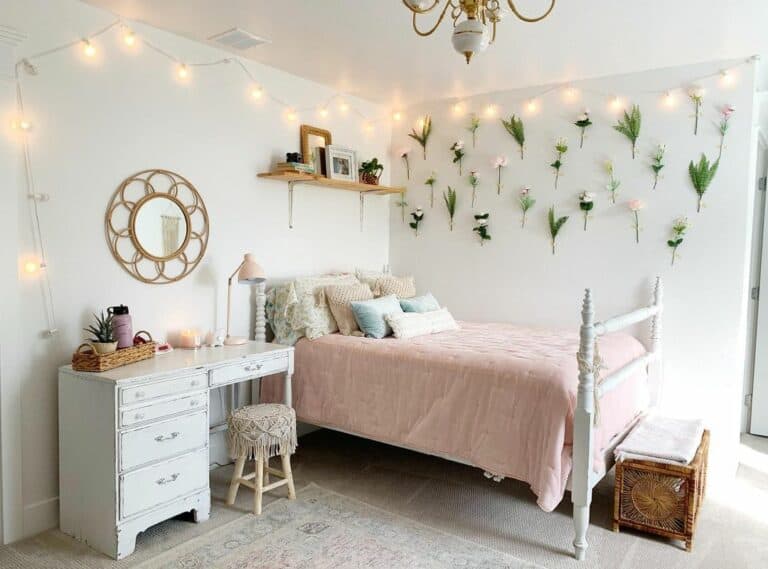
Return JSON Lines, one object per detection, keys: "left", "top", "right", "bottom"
{"left": 83, "top": 0, "right": 768, "bottom": 108}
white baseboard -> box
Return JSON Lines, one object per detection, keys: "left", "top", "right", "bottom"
{"left": 23, "top": 496, "right": 58, "bottom": 538}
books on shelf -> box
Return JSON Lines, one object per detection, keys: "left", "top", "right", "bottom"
{"left": 275, "top": 162, "right": 315, "bottom": 174}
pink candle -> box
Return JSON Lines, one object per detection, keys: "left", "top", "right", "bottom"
{"left": 179, "top": 329, "right": 201, "bottom": 349}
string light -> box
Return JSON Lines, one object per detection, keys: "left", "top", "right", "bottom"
{"left": 82, "top": 39, "right": 96, "bottom": 57}
{"left": 452, "top": 101, "right": 465, "bottom": 116}
{"left": 338, "top": 100, "right": 349, "bottom": 113}
{"left": 123, "top": 29, "right": 136, "bottom": 47}
{"left": 562, "top": 86, "right": 578, "bottom": 101}
{"left": 663, "top": 90, "right": 676, "bottom": 108}
{"left": 23, "top": 259, "right": 43, "bottom": 274}
{"left": 392, "top": 111, "right": 403, "bottom": 122}
{"left": 526, "top": 98, "right": 539, "bottom": 113}
{"left": 720, "top": 70, "right": 734, "bottom": 87}
{"left": 363, "top": 121, "right": 375, "bottom": 133}
{"left": 319, "top": 106, "right": 329, "bottom": 118}
{"left": 286, "top": 108, "right": 298, "bottom": 122}
{"left": 176, "top": 63, "right": 189, "bottom": 79}
{"left": 484, "top": 104, "right": 497, "bottom": 118}
{"left": 610, "top": 95, "right": 624, "bottom": 111}
{"left": 10, "top": 118, "right": 32, "bottom": 131}
{"left": 250, "top": 85, "right": 264, "bottom": 100}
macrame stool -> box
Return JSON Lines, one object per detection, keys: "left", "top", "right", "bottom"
{"left": 226, "top": 403, "right": 297, "bottom": 515}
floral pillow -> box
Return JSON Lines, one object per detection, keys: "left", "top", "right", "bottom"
{"left": 287, "top": 274, "right": 360, "bottom": 340}
{"left": 266, "top": 284, "right": 303, "bottom": 346}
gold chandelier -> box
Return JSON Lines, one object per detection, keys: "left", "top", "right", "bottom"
{"left": 402, "top": 0, "right": 556, "bottom": 63}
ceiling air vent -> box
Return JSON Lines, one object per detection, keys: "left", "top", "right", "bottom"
{"left": 0, "top": 24, "right": 26, "bottom": 47}
{"left": 208, "top": 28, "right": 270, "bottom": 50}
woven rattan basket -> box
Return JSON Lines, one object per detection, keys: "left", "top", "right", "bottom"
{"left": 72, "top": 331, "right": 156, "bottom": 372}
{"left": 613, "top": 429, "right": 709, "bottom": 552}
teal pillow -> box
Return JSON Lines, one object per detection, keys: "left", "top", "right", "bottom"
{"left": 350, "top": 294, "right": 403, "bottom": 339}
{"left": 400, "top": 292, "right": 440, "bottom": 313}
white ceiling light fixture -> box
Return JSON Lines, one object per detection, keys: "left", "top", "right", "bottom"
{"left": 403, "top": 0, "right": 556, "bottom": 64}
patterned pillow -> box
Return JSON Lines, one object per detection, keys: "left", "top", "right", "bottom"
{"left": 385, "top": 308, "right": 459, "bottom": 339}
{"left": 374, "top": 275, "right": 416, "bottom": 299}
{"left": 287, "top": 274, "right": 360, "bottom": 340}
{"left": 266, "top": 284, "right": 303, "bottom": 346}
{"left": 350, "top": 295, "right": 403, "bottom": 339}
{"left": 325, "top": 283, "right": 374, "bottom": 336}
{"left": 355, "top": 268, "right": 387, "bottom": 288}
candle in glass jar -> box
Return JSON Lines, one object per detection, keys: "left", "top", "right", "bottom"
{"left": 179, "top": 329, "right": 201, "bottom": 349}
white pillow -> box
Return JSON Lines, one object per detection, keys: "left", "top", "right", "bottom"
{"left": 385, "top": 308, "right": 459, "bottom": 339}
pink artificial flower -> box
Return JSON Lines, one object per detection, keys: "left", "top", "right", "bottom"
{"left": 722, "top": 104, "right": 736, "bottom": 118}
{"left": 628, "top": 199, "right": 645, "bottom": 212}
{"left": 492, "top": 155, "right": 509, "bottom": 169}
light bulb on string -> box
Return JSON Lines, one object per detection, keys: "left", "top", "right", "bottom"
{"left": 720, "top": 70, "right": 735, "bottom": 87}
{"left": 562, "top": 85, "right": 578, "bottom": 102}
{"left": 484, "top": 104, "right": 497, "bottom": 118}
{"left": 23, "top": 259, "right": 43, "bottom": 274}
{"left": 319, "top": 106, "right": 330, "bottom": 118}
{"left": 392, "top": 111, "right": 402, "bottom": 122}
{"left": 286, "top": 108, "right": 298, "bottom": 122}
{"left": 82, "top": 39, "right": 96, "bottom": 58}
{"left": 251, "top": 85, "right": 264, "bottom": 100}
{"left": 338, "top": 100, "right": 349, "bottom": 113}
{"left": 10, "top": 117, "right": 32, "bottom": 132}
{"left": 452, "top": 101, "right": 465, "bottom": 116}
{"left": 663, "top": 90, "right": 676, "bottom": 108}
{"left": 123, "top": 29, "right": 136, "bottom": 47}
{"left": 610, "top": 95, "right": 624, "bottom": 111}
{"left": 176, "top": 63, "right": 189, "bottom": 79}
{"left": 526, "top": 99, "right": 539, "bottom": 114}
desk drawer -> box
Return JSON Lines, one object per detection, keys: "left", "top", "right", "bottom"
{"left": 119, "top": 411, "right": 208, "bottom": 472}
{"left": 120, "top": 448, "right": 208, "bottom": 519}
{"left": 120, "top": 373, "right": 206, "bottom": 406}
{"left": 209, "top": 354, "right": 288, "bottom": 387}
{"left": 120, "top": 392, "right": 206, "bottom": 428}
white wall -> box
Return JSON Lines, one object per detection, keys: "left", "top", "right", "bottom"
{"left": 0, "top": 0, "right": 392, "bottom": 542}
{"left": 389, "top": 60, "right": 757, "bottom": 489}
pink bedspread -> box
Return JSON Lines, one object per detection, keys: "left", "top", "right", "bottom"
{"left": 262, "top": 322, "right": 647, "bottom": 511}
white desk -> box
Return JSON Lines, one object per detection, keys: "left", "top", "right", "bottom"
{"left": 58, "top": 342, "right": 293, "bottom": 559}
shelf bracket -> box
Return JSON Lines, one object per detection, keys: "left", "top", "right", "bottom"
{"left": 287, "top": 182, "right": 295, "bottom": 229}
{"left": 359, "top": 192, "right": 365, "bottom": 232}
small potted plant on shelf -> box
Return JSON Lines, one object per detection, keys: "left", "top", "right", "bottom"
{"left": 359, "top": 158, "right": 384, "bottom": 185}
{"left": 84, "top": 311, "right": 117, "bottom": 354}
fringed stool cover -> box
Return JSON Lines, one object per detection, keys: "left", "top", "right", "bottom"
{"left": 227, "top": 403, "right": 297, "bottom": 461}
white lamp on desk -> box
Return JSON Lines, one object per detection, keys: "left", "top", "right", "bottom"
{"left": 225, "top": 253, "right": 266, "bottom": 346}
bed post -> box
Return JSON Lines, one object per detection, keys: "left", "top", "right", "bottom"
{"left": 254, "top": 282, "right": 267, "bottom": 343}
{"left": 648, "top": 277, "right": 663, "bottom": 407}
{"left": 572, "top": 288, "right": 596, "bottom": 561}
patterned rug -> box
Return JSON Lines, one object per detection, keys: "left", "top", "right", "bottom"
{"left": 136, "top": 483, "right": 541, "bottom": 569}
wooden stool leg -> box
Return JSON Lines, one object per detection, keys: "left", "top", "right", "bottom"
{"left": 226, "top": 456, "right": 246, "bottom": 506}
{"left": 254, "top": 456, "right": 264, "bottom": 515}
{"left": 263, "top": 456, "right": 270, "bottom": 486}
{"left": 281, "top": 453, "right": 296, "bottom": 500}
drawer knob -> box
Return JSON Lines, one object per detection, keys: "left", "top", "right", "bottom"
{"left": 190, "top": 400, "right": 199, "bottom": 407}
{"left": 244, "top": 363, "right": 263, "bottom": 372}
{"left": 191, "top": 379, "right": 200, "bottom": 387}
{"left": 134, "top": 413, "right": 145, "bottom": 421}
{"left": 156, "top": 473, "right": 180, "bottom": 485}
{"left": 154, "top": 432, "right": 180, "bottom": 442}
{"left": 134, "top": 391, "right": 146, "bottom": 399}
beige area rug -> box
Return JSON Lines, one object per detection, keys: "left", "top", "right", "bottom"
{"left": 0, "top": 483, "right": 540, "bottom": 569}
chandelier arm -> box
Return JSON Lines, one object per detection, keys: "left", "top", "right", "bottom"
{"left": 411, "top": 1, "right": 454, "bottom": 37}
{"left": 506, "top": 0, "right": 556, "bottom": 22}
{"left": 401, "top": 0, "right": 441, "bottom": 15}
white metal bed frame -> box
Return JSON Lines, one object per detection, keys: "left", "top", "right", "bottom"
{"left": 257, "top": 277, "right": 663, "bottom": 561}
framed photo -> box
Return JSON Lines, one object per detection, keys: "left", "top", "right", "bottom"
{"left": 300, "top": 124, "right": 332, "bottom": 175}
{"left": 325, "top": 145, "right": 357, "bottom": 182}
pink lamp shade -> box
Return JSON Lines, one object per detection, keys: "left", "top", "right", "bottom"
{"left": 237, "top": 253, "right": 266, "bottom": 284}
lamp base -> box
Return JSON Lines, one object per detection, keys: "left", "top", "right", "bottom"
{"left": 223, "top": 336, "right": 248, "bottom": 346}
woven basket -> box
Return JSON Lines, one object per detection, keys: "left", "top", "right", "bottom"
{"left": 359, "top": 171, "right": 381, "bottom": 185}
{"left": 72, "top": 330, "right": 156, "bottom": 372}
{"left": 613, "top": 430, "right": 709, "bottom": 552}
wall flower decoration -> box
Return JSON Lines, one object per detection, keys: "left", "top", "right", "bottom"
{"left": 409, "top": 207, "right": 424, "bottom": 236}
{"left": 469, "top": 170, "right": 480, "bottom": 207}
{"left": 451, "top": 140, "right": 466, "bottom": 175}
{"left": 501, "top": 114, "right": 525, "bottom": 159}
{"left": 473, "top": 212, "right": 491, "bottom": 246}
{"left": 688, "top": 153, "right": 720, "bottom": 212}
{"left": 613, "top": 104, "right": 641, "bottom": 159}
{"left": 667, "top": 215, "right": 690, "bottom": 266}
{"left": 519, "top": 186, "right": 536, "bottom": 228}
{"left": 468, "top": 113, "right": 480, "bottom": 148}
{"left": 408, "top": 115, "right": 432, "bottom": 159}
{"left": 548, "top": 206, "right": 569, "bottom": 255}
{"left": 550, "top": 137, "right": 568, "bottom": 189}
{"left": 628, "top": 199, "right": 645, "bottom": 244}
{"left": 443, "top": 186, "right": 457, "bottom": 231}
{"left": 395, "top": 194, "right": 408, "bottom": 223}
{"left": 718, "top": 104, "right": 735, "bottom": 158}
{"left": 425, "top": 172, "right": 437, "bottom": 208}
{"left": 399, "top": 147, "right": 412, "bottom": 180}
{"left": 492, "top": 155, "right": 508, "bottom": 195}
{"left": 578, "top": 191, "right": 595, "bottom": 231}
{"left": 688, "top": 87, "right": 705, "bottom": 135}
{"left": 651, "top": 144, "right": 665, "bottom": 190}
{"left": 605, "top": 160, "right": 621, "bottom": 204}
{"left": 574, "top": 109, "right": 592, "bottom": 149}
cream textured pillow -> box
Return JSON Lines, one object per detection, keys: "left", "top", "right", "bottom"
{"left": 355, "top": 268, "right": 387, "bottom": 288}
{"left": 325, "top": 283, "right": 374, "bottom": 336}
{"left": 375, "top": 275, "right": 416, "bottom": 298}
{"left": 385, "top": 308, "right": 459, "bottom": 339}
{"left": 287, "top": 274, "right": 360, "bottom": 340}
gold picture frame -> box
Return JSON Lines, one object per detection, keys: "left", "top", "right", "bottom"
{"left": 300, "top": 124, "right": 332, "bottom": 173}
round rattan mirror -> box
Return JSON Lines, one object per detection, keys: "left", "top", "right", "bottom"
{"left": 105, "top": 169, "right": 209, "bottom": 284}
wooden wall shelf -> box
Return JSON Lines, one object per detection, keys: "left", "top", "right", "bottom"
{"left": 257, "top": 171, "right": 405, "bottom": 230}
{"left": 257, "top": 172, "right": 404, "bottom": 195}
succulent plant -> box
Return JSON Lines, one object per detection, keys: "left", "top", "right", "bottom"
{"left": 84, "top": 311, "right": 115, "bottom": 343}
